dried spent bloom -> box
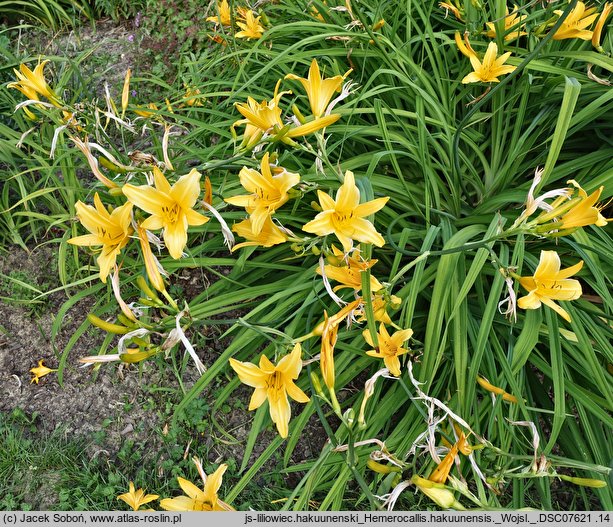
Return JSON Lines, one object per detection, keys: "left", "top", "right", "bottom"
{"left": 440, "top": 1, "right": 464, "bottom": 21}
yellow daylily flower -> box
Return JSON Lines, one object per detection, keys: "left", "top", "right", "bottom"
{"left": 455, "top": 31, "right": 477, "bottom": 58}
{"left": 320, "top": 311, "right": 339, "bottom": 390}
{"left": 461, "top": 41, "right": 516, "bottom": 84}
{"left": 429, "top": 442, "right": 459, "bottom": 484}
{"left": 123, "top": 167, "right": 209, "bottom": 259}
{"left": 317, "top": 245, "right": 382, "bottom": 292}
{"left": 117, "top": 482, "right": 159, "bottom": 511}
{"left": 285, "top": 113, "right": 341, "bottom": 138}
{"left": 137, "top": 226, "right": 166, "bottom": 293}
{"left": 553, "top": 2, "right": 599, "bottom": 40}
{"left": 355, "top": 293, "right": 402, "bottom": 325}
{"left": 235, "top": 10, "right": 265, "bottom": 39}
{"left": 160, "top": 459, "right": 234, "bottom": 511}
{"left": 229, "top": 343, "right": 310, "bottom": 438}
{"left": 302, "top": 171, "right": 389, "bottom": 251}
{"left": 231, "top": 215, "right": 289, "bottom": 251}
{"left": 554, "top": 180, "right": 610, "bottom": 231}
{"left": 134, "top": 103, "right": 159, "bottom": 118}
{"left": 372, "top": 293, "right": 401, "bottom": 324}
{"left": 30, "top": 360, "right": 57, "bottom": 384}
{"left": 285, "top": 59, "right": 352, "bottom": 118}
{"left": 8, "top": 60, "right": 61, "bottom": 106}
{"left": 182, "top": 85, "right": 204, "bottom": 107}
{"left": 517, "top": 250, "right": 583, "bottom": 323}
{"left": 363, "top": 323, "right": 413, "bottom": 377}
{"left": 224, "top": 152, "right": 300, "bottom": 235}
{"left": 477, "top": 375, "right": 518, "bottom": 403}
{"left": 593, "top": 3, "right": 613, "bottom": 51}
{"left": 234, "top": 81, "right": 341, "bottom": 148}
{"left": 411, "top": 475, "right": 465, "bottom": 510}
{"left": 312, "top": 298, "right": 364, "bottom": 336}
{"left": 234, "top": 80, "right": 288, "bottom": 139}
{"left": 485, "top": 5, "right": 527, "bottom": 42}
{"left": 68, "top": 194, "right": 133, "bottom": 283}
{"left": 206, "top": 0, "right": 231, "bottom": 26}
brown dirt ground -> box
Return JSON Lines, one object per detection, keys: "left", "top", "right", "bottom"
{"left": 0, "top": 244, "right": 327, "bottom": 505}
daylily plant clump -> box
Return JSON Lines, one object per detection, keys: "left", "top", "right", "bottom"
{"left": 9, "top": 0, "right": 612, "bottom": 513}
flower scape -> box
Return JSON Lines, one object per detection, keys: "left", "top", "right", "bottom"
{"left": 2, "top": 0, "right": 612, "bottom": 514}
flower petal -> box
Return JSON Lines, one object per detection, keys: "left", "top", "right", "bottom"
{"left": 177, "top": 477, "right": 205, "bottom": 501}
{"left": 171, "top": 169, "right": 202, "bottom": 210}
{"left": 229, "top": 358, "right": 268, "bottom": 388}
{"left": 123, "top": 184, "right": 173, "bottom": 216}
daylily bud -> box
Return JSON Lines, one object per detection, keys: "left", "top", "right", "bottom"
{"left": 310, "top": 372, "right": 325, "bottom": 397}
{"left": 87, "top": 313, "right": 130, "bottom": 334}
{"left": 367, "top": 459, "right": 401, "bottom": 474}
{"left": 99, "top": 156, "right": 125, "bottom": 173}
{"left": 411, "top": 475, "right": 465, "bottom": 510}
{"left": 121, "top": 68, "right": 131, "bottom": 118}
{"left": 136, "top": 275, "right": 163, "bottom": 304}
{"left": 292, "top": 104, "right": 307, "bottom": 124}
{"left": 120, "top": 349, "right": 157, "bottom": 364}
{"left": 138, "top": 226, "right": 167, "bottom": 293}
{"left": 117, "top": 313, "right": 138, "bottom": 328}
{"left": 204, "top": 176, "right": 213, "bottom": 205}
{"left": 558, "top": 475, "right": 608, "bottom": 488}
{"left": 593, "top": 3, "right": 612, "bottom": 52}
{"left": 477, "top": 376, "right": 518, "bottom": 403}
{"left": 312, "top": 320, "right": 325, "bottom": 336}
{"left": 343, "top": 408, "right": 355, "bottom": 427}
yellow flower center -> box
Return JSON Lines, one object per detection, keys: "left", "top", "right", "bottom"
{"left": 266, "top": 371, "right": 284, "bottom": 396}
{"left": 333, "top": 211, "right": 354, "bottom": 225}
{"left": 161, "top": 203, "right": 180, "bottom": 224}
{"left": 193, "top": 500, "right": 214, "bottom": 511}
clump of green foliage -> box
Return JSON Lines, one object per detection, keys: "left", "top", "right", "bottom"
{"left": 1, "top": 0, "right": 612, "bottom": 512}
